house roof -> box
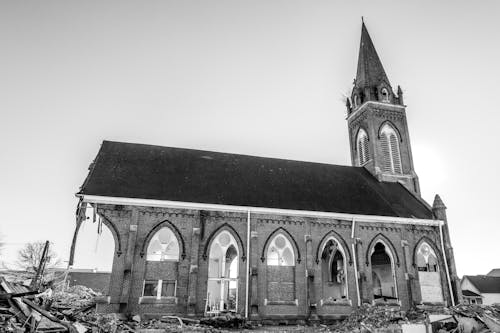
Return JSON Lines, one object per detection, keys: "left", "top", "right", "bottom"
{"left": 487, "top": 269, "right": 500, "bottom": 277}
{"left": 462, "top": 290, "right": 482, "bottom": 297}
{"left": 78, "top": 140, "right": 433, "bottom": 219}
{"left": 464, "top": 275, "right": 500, "bottom": 294}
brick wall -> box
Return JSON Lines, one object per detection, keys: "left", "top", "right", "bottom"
{"left": 94, "top": 204, "right": 452, "bottom": 320}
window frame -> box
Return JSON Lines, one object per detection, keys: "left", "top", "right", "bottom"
{"left": 379, "top": 124, "right": 402, "bottom": 174}
{"left": 380, "top": 88, "right": 390, "bottom": 102}
{"left": 266, "top": 233, "right": 296, "bottom": 267}
{"left": 356, "top": 128, "right": 370, "bottom": 166}
{"left": 142, "top": 279, "right": 177, "bottom": 299}
{"left": 146, "top": 226, "right": 180, "bottom": 262}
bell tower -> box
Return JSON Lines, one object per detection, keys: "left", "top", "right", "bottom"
{"left": 346, "top": 21, "right": 420, "bottom": 195}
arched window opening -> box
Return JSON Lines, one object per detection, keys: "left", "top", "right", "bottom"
{"left": 266, "top": 233, "right": 296, "bottom": 303}
{"left": 146, "top": 227, "right": 180, "bottom": 261}
{"left": 416, "top": 242, "right": 443, "bottom": 303}
{"left": 353, "top": 95, "right": 360, "bottom": 108}
{"left": 380, "top": 124, "right": 402, "bottom": 174}
{"left": 381, "top": 88, "right": 390, "bottom": 102}
{"left": 370, "top": 242, "right": 397, "bottom": 302}
{"left": 320, "top": 238, "right": 348, "bottom": 302}
{"left": 206, "top": 231, "right": 239, "bottom": 315}
{"left": 356, "top": 129, "right": 370, "bottom": 166}
{"left": 73, "top": 204, "right": 115, "bottom": 294}
{"left": 142, "top": 226, "right": 180, "bottom": 300}
{"left": 416, "top": 242, "right": 438, "bottom": 272}
{"left": 266, "top": 234, "right": 295, "bottom": 266}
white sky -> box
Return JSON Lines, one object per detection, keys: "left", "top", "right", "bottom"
{"left": 1, "top": 0, "right": 499, "bottom": 276}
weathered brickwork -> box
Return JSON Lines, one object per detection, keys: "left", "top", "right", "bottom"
{"left": 94, "top": 204, "right": 454, "bottom": 320}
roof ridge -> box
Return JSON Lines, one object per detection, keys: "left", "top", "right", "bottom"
{"left": 98, "top": 139, "right": 356, "bottom": 170}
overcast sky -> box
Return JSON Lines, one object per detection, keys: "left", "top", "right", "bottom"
{"left": 1, "top": 0, "right": 499, "bottom": 276}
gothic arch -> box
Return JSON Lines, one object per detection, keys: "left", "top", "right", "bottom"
{"left": 353, "top": 126, "right": 370, "bottom": 152}
{"left": 412, "top": 236, "right": 444, "bottom": 268}
{"left": 377, "top": 121, "right": 403, "bottom": 142}
{"left": 261, "top": 227, "right": 301, "bottom": 264}
{"left": 378, "top": 84, "right": 392, "bottom": 102}
{"left": 98, "top": 213, "right": 123, "bottom": 256}
{"left": 315, "top": 230, "right": 352, "bottom": 265}
{"left": 365, "top": 233, "right": 400, "bottom": 267}
{"left": 202, "top": 223, "right": 246, "bottom": 261}
{"left": 140, "top": 219, "right": 186, "bottom": 260}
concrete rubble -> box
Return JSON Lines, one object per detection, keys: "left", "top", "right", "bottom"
{"left": 1, "top": 273, "right": 499, "bottom": 333}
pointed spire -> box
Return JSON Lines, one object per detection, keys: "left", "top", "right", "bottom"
{"left": 355, "top": 21, "right": 391, "bottom": 90}
{"left": 432, "top": 194, "right": 446, "bottom": 210}
{"left": 397, "top": 85, "right": 404, "bottom": 105}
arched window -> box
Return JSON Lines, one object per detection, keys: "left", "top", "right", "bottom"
{"left": 415, "top": 242, "right": 444, "bottom": 303}
{"left": 206, "top": 231, "right": 239, "bottom": 314}
{"left": 353, "top": 95, "right": 360, "bottom": 108}
{"left": 380, "top": 124, "right": 402, "bottom": 174}
{"left": 266, "top": 233, "right": 296, "bottom": 303}
{"left": 146, "top": 227, "right": 180, "bottom": 261}
{"left": 356, "top": 128, "right": 370, "bottom": 166}
{"left": 416, "top": 242, "right": 438, "bottom": 272}
{"left": 266, "top": 233, "right": 295, "bottom": 266}
{"left": 381, "top": 88, "right": 390, "bottom": 102}
{"left": 320, "top": 238, "right": 348, "bottom": 302}
{"left": 142, "top": 226, "right": 180, "bottom": 300}
{"left": 370, "top": 241, "right": 398, "bottom": 302}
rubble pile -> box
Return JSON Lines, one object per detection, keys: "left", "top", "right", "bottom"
{"left": 3, "top": 271, "right": 500, "bottom": 333}
{"left": 1, "top": 274, "right": 247, "bottom": 332}
{"left": 52, "top": 285, "right": 99, "bottom": 310}
{"left": 329, "top": 304, "right": 420, "bottom": 332}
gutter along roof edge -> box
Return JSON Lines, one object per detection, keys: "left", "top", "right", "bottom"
{"left": 77, "top": 194, "right": 443, "bottom": 227}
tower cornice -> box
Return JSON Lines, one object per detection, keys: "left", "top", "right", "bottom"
{"left": 347, "top": 101, "right": 405, "bottom": 122}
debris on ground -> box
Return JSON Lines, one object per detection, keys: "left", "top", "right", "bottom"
{"left": 2, "top": 271, "right": 500, "bottom": 333}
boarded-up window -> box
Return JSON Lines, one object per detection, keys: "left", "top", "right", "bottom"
{"left": 267, "top": 266, "right": 295, "bottom": 302}
{"left": 266, "top": 233, "right": 296, "bottom": 302}
{"left": 416, "top": 242, "right": 443, "bottom": 303}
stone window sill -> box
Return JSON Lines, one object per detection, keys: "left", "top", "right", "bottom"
{"left": 95, "top": 296, "right": 110, "bottom": 304}
{"left": 320, "top": 299, "right": 352, "bottom": 306}
{"left": 139, "top": 296, "right": 178, "bottom": 305}
{"left": 265, "top": 299, "right": 298, "bottom": 306}
{"left": 372, "top": 299, "right": 401, "bottom": 306}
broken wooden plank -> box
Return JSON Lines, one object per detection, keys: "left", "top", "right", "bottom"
{"left": 22, "top": 299, "right": 71, "bottom": 331}
{"left": 0, "top": 290, "right": 38, "bottom": 300}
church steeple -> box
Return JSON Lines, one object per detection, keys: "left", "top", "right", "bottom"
{"left": 355, "top": 22, "right": 390, "bottom": 91}
{"left": 346, "top": 21, "right": 420, "bottom": 195}
{"left": 349, "top": 22, "right": 404, "bottom": 110}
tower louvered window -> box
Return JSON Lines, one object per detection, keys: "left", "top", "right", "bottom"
{"left": 380, "top": 124, "right": 402, "bottom": 174}
{"left": 356, "top": 129, "right": 370, "bottom": 166}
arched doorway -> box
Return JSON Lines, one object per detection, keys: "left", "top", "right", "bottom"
{"left": 320, "top": 238, "right": 348, "bottom": 302}
{"left": 370, "top": 242, "right": 398, "bottom": 302}
{"left": 416, "top": 242, "right": 443, "bottom": 303}
{"left": 206, "top": 230, "right": 239, "bottom": 315}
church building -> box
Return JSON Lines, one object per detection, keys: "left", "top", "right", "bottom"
{"left": 73, "top": 22, "right": 462, "bottom": 321}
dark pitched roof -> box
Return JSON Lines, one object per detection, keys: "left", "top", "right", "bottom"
{"left": 462, "top": 290, "right": 482, "bottom": 297}
{"left": 355, "top": 22, "right": 391, "bottom": 90}
{"left": 78, "top": 141, "right": 433, "bottom": 219}
{"left": 487, "top": 269, "right": 500, "bottom": 277}
{"left": 465, "top": 275, "right": 500, "bottom": 294}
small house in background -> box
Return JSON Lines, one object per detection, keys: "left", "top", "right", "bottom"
{"left": 461, "top": 270, "right": 500, "bottom": 305}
